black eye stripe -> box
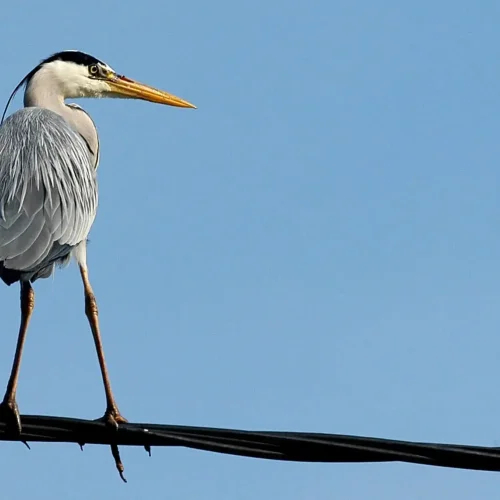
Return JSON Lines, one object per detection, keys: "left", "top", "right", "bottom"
{"left": 1, "top": 51, "right": 110, "bottom": 125}
{"left": 42, "top": 51, "right": 104, "bottom": 67}
{"left": 22, "top": 51, "right": 108, "bottom": 89}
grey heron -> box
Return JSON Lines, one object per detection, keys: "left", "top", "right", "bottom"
{"left": 0, "top": 51, "right": 195, "bottom": 446}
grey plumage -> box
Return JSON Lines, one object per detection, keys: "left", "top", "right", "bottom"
{"left": 0, "top": 107, "right": 97, "bottom": 284}
{"left": 0, "top": 51, "right": 195, "bottom": 474}
{"left": 0, "top": 48, "right": 195, "bottom": 286}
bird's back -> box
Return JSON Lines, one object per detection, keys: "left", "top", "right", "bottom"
{"left": 0, "top": 107, "right": 98, "bottom": 284}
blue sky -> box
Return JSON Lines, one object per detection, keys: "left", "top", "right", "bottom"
{"left": 0, "top": 0, "right": 499, "bottom": 498}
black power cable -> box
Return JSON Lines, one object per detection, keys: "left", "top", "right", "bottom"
{"left": 3, "top": 414, "right": 500, "bottom": 481}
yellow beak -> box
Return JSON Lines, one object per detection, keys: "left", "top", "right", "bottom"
{"left": 107, "top": 74, "right": 196, "bottom": 109}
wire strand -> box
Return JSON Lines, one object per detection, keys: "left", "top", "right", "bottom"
{"left": 3, "top": 414, "right": 500, "bottom": 474}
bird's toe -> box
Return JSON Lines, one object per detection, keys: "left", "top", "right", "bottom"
{"left": 0, "top": 397, "right": 25, "bottom": 443}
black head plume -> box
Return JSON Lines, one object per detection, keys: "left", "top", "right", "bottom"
{"left": 1, "top": 50, "right": 105, "bottom": 125}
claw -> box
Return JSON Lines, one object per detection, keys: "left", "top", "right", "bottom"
{"left": 95, "top": 407, "right": 128, "bottom": 482}
{"left": 0, "top": 399, "right": 30, "bottom": 449}
{"left": 144, "top": 444, "right": 151, "bottom": 457}
{"left": 111, "top": 443, "right": 127, "bottom": 483}
{"left": 0, "top": 399, "right": 21, "bottom": 435}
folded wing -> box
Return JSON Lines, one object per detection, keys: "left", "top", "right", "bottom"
{"left": 0, "top": 107, "right": 98, "bottom": 282}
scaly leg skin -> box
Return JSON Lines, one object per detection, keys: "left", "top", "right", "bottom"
{"left": 0, "top": 282, "right": 34, "bottom": 447}
{"left": 79, "top": 265, "right": 128, "bottom": 482}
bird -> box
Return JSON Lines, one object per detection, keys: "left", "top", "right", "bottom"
{"left": 0, "top": 50, "right": 195, "bottom": 464}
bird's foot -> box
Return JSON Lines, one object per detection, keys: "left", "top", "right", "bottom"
{"left": 0, "top": 397, "right": 30, "bottom": 448}
{"left": 97, "top": 406, "right": 128, "bottom": 429}
{"left": 0, "top": 397, "right": 21, "bottom": 435}
{"left": 95, "top": 406, "right": 128, "bottom": 483}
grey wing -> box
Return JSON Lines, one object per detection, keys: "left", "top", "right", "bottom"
{"left": 0, "top": 107, "right": 98, "bottom": 279}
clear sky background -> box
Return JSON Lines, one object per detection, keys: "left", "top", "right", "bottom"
{"left": 0, "top": 0, "right": 499, "bottom": 498}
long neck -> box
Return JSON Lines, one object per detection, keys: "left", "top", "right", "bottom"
{"left": 24, "top": 82, "right": 66, "bottom": 115}
{"left": 24, "top": 71, "right": 99, "bottom": 167}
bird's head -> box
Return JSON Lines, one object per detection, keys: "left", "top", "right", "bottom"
{"left": 2, "top": 50, "right": 196, "bottom": 123}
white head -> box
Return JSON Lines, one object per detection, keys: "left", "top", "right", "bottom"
{"left": 26, "top": 51, "right": 117, "bottom": 99}
{"left": 1, "top": 50, "right": 196, "bottom": 122}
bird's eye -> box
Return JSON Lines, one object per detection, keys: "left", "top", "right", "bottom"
{"left": 89, "top": 65, "right": 99, "bottom": 76}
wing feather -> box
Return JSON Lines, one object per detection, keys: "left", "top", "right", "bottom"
{"left": 0, "top": 107, "right": 98, "bottom": 278}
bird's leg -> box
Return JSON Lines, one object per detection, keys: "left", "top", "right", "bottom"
{"left": 0, "top": 281, "right": 35, "bottom": 436}
{"left": 79, "top": 264, "right": 127, "bottom": 481}
{"left": 79, "top": 264, "right": 126, "bottom": 425}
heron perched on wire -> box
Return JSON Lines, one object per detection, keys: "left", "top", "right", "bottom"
{"left": 0, "top": 50, "right": 195, "bottom": 462}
